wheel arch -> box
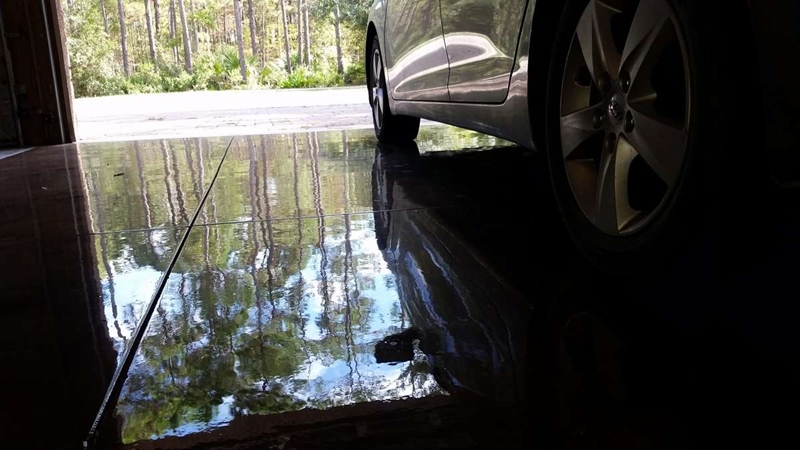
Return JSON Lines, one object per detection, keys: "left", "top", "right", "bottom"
{"left": 367, "top": 0, "right": 398, "bottom": 114}
{"left": 366, "top": 22, "right": 378, "bottom": 61}
{"left": 366, "top": 22, "right": 378, "bottom": 104}
{"left": 526, "top": 0, "right": 569, "bottom": 152}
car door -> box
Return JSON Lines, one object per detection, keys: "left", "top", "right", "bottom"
{"left": 440, "top": 0, "right": 530, "bottom": 103}
{"left": 384, "top": 0, "right": 450, "bottom": 101}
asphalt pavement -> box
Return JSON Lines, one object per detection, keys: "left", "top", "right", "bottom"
{"left": 73, "top": 86, "right": 396, "bottom": 142}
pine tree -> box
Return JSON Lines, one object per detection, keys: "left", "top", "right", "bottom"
{"left": 234, "top": 0, "right": 248, "bottom": 81}
{"left": 177, "top": 0, "right": 193, "bottom": 73}
{"left": 333, "top": 1, "right": 344, "bottom": 75}
{"left": 279, "top": 0, "right": 292, "bottom": 74}
{"left": 144, "top": 0, "right": 158, "bottom": 66}
{"left": 116, "top": 0, "right": 131, "bottom": 77}
{"left": 100, "top": 0, "right": 110, "bottom": 35}
{"left": 247, "top": 0, "right": 258, "bottom": 57}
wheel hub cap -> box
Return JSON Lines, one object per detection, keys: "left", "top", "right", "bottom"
{"left": 607, "top": 93, "right": 625, "bottom": 125}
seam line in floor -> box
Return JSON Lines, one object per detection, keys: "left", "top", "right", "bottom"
{"left": 83, "top": 136, "right": 234, "bottom": 449}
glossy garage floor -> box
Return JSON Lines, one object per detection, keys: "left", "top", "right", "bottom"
{"left": 1, "top": 126, "right": 798, "bottom": 450}
{"left": 1, "top": 127, "right": 531, "bottom": 449}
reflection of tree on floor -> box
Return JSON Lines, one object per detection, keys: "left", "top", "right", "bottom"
{"left": 92, "top": 171, "right": 125, "bottom": 348}
{"left": 102, "top": 132, "right": 442, "bottom": 444}
{"left": 134, "top": 141, "right": 156, "bottom": 257}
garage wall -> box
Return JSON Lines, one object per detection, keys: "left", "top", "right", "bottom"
{"left": 0, "top": 9, "right": 20, "bottom": 147}
{"left": 0, "top": 0, "right": 75, "bottom": 147}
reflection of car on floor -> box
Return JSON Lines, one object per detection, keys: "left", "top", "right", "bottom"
{"left": 366, "top": 0, "right": 799, "bottom": 270}
{"left": 368, "top": 142, "right": 701, "bottom": 448}
{"left": 371, "top": 143, "right": 532, "bottom": 405}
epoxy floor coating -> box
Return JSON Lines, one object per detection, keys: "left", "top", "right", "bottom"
{"left": 1, "top": 126, "right": 798, "bottom": 450}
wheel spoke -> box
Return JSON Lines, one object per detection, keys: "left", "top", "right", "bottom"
{"left": 625, "top": 105, "right": 687, "bottom": 185}
{"left": 614, "top": 136, "right": 643, "bottom": 230}
{"left": 560, "top": 104, "right": 603, "bottom": 159}
{"left": 374, "top": 100, "right": 381, "bottom": 129}
{"left": 576, "top": 0, "right": 622, "bottom": 84}
{"left": 372, "top": 48, "right": 385, "bottom": 129}
{"left": 373, "top": 52, "right": 382, "bottom": 88}
{"left": 375, "top": 88, "right": 384, "bottom": 128}
{"left": 594, "top": 146, "right": 619, "bottom": 233}
{"left": 620, "top": 0, "right": 669, "bottom": 89}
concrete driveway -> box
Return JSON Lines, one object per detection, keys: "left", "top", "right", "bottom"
{"left": 74, "top": 87, "right": 384, "bottom": 142}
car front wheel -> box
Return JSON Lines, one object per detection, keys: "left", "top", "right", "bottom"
{"left": 546, "top": 0, "right": 755, "bottom": 273}
{"left": 368, "top": 36, "right": 420, "bottom": 144}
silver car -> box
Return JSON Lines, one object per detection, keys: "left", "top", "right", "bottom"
{"left": 365, "top": 0, "right": 798, "bottom": 270}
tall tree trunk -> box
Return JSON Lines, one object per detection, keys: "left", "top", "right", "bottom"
{"left": 94, "top": 178, "right": 124, "bottom": 344}
{"left": 247, "top": 0, "right": 258, "bottom": 58}
{"left": 116, "top": 0, "right": 131, "bottom": 77}
{"left": 310, "top": 132, "right": 330, "bottom": 334}
{"left": 259, "top": 13, "right": 267, "bottom": 65}
{"left": 333, "top": 1, "right": 344, "bottom": 75}
{"left": 222, "top": 9, "right": 227, "bottom": 44}
{"left": 144, "top": 0, "right": 158, "bottom": 66}
{"left": 100, "top": 0, "right": 110, "bottom": 35}
{"left": 279, "top": 0, "right": 292, "bottom": 73}
{"left": 160, "top": 141, "right": 178, "bottom": 229}
{"left": 234, "top": 0, "right": 248, "bottom": 81}
{"left": 297, "top": 0, "right": 303, "bottom": 65}
{"left": 304, "top": 2, "right": 311, "bottom": 64}
{"left": 188, "top": 0, "right": 199, "bottom": 53}
{"left": 154, "top": 0, "right": 161, "bottom": 34}
{"left": 169, "top": 0, "right": 179, "bottom": 63}
{"left": 177, "top": 0, "right": 193, "bottom": 73}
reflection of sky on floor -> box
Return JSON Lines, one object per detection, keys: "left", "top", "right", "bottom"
{"left": 103, "top": 267, "right": 160, "bottom": 356}
{"left": 148, "top": 358, "right": 428, "bottom": 441}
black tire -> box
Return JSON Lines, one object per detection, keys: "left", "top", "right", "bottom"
{"left": 545, "top": 0, "right": 757, "bottom": 274}
{"left": 369, "top": 37, "right": 420, "bottom": 144}
{"left": 372, "top": 141, "right": 421, "bottom": 250}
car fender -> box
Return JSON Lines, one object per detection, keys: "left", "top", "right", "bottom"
{"left": 367, "top": 1, "right": 399, "bottom": 113}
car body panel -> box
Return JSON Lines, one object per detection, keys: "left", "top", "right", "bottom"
{"left": 389, "top": 1, "right": 537, "bottom": 148}
{"left": 384, "top": 0, "right": 451, "bottom": 101}
{"left": 368, "top": 0, "right": 536, "bottom": 148}
{"left": 440, "top": 0, "right": 530, "bottom": 103}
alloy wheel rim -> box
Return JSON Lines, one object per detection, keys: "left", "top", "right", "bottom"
{"left": 372, "top": 48, "right": 385, "bottom": 131}
{"left": 559, "top": 0, "right": 691, "bottom": 236}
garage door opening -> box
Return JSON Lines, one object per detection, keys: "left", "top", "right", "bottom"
{"left": 61, "top": 0, "right": 371, "bottom": 142}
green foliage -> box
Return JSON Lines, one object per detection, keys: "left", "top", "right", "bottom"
{"left": 312, "top": 0, "right": 372, "bottom": 29}
{"left": 279, "top": 65, "right": 342, "bottom": 88}
{"left": 344, "top": 61, "right": 366, "bottom": 85}
{"left": 63, "top": 0, "right": 372, "bottom": 98}
{"left": 258, "top": 60, "right": 290, "bottom": 88}
{"left": 65, "top": 0, "right": 126, "bottom": 96}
